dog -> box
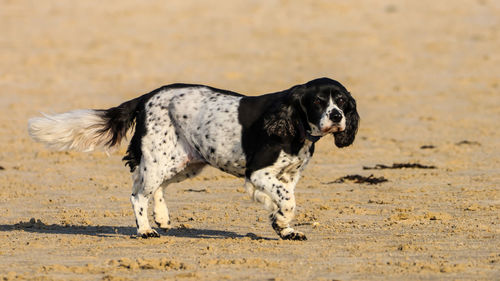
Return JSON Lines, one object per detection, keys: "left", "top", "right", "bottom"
{"left": 28, "top": 77, "right": 359, "bottom": 240}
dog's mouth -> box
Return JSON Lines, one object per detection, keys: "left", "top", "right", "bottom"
{"left": 321, "top": 125, "right": 345, "bottom": 134}
{"left": 309, "top": 123, "right": 345, "bottom": 137}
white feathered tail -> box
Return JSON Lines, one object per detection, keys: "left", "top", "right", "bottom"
{"left": 28, "top": 95, "right": 145, "bottom": 152}
{"left": 28, "top": 110, "right": 115, "bottom": 152}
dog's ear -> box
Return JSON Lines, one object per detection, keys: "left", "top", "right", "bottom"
{"left": 333, "top": 94, "right": 359, "bottom": 147}
{"left": 262, "top": 84, "right": 309, "bottom": 138}
{"left": 263, "top": 103, "right": 296, "bottom": 137}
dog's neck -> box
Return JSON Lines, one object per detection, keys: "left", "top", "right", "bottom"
{"left": 290, "top": 101, "right": 321, "bottom": 143}
{"left": 305, "top": 132, "right": 321, "bottom": 143}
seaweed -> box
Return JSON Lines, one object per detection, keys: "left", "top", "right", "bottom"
{"left": 420, "top": 145, "right": 435, "bottom": 149}
{"left": 456, "top": 140, "right": 481, "bottom": 146}
{"left": 363, "top": 163, "right": 436, "bottom": 170}
{"left": 327, "top": 174, "right": 389, "bottom": 185}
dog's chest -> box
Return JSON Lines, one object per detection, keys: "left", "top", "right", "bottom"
{"left": 168, "top": 88, "right": 246, "bottom": 175}
{"left": 251, "top": 141, "right": 313, "bottom": 187}
{"left": 277, "top": 141, "right": 313, "bottom": 172}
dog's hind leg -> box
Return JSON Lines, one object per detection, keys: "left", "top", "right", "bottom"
{"left": 130, "top": 163, "right": 168, "bottom": 238}
{"left": 152, "top": 187, "right": 170, "bottom": 230}
{"left": 128, "top": 91, "right": 207, "bottom": 238}
{"left": 131, "top": 148, "right": 195, "bottom": 238}
{"left": 131, "top": 138, "right": 204, "bottom": 238}
{"left": 131, "top": 162, "right": 188, "bottom": 238}
{"left": 153, "top": 163, "right": 206, "bottom": 230}
{"left": 130, "top": 169, "right": 160, "bottom": 238}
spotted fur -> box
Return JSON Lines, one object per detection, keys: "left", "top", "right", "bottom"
{"left": 28, "top": 78, "right": 359, "bottom": 240}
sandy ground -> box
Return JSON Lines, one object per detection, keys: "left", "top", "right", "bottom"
{"left": 1, "top": 0, "right": 499, "bottom": 280}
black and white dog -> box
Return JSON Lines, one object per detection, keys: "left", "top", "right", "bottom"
{"left": 28, "top": 78, "right": 359, "bottom": 240}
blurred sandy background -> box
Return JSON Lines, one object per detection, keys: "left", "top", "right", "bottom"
{"left": 0, "top": 0, "right": 499, "bottom": 280}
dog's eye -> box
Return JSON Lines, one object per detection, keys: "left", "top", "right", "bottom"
{"left": 336, "top": 97, "right": 345, "bottom": 107}
{"left": 313, "top": 97, "right": 323, "bottom": 106}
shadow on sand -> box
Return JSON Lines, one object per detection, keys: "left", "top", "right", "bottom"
{"left": 0, "top": 218, "right": 275, "bottom": 240}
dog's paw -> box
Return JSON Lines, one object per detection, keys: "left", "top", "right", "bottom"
{"left": 157, "top": 225, "right": 172, "bottom": 232}
{"left": 139, "top": 229, "right": 160, "bottom": 239}
{"left": 281, "top": 231, "right": 307, "bottom": 241}
{"left": 155, "top": 220, "right": 172, "bottom": 231}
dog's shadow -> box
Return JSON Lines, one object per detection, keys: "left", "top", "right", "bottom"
{"left": 0, "top": 220, "right": 275, "bottom": 240}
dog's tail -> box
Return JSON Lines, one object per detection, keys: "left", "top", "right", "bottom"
{"left": 28, "top": 95, "right": 147, "bottom": 152}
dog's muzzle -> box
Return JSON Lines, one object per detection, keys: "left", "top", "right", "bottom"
{"left": 321, "top": 109, "right": 345, "bottom": 133}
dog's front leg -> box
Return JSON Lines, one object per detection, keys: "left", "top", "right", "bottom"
{"left": 248, "top": 169, "right": 307, "bottom": 241}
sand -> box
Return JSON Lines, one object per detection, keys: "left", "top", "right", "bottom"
{"left": 0, "top": 0, "right": 499, "bottom": 280}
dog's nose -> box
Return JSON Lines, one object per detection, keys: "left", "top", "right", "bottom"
{"left": 330, "top": 110, "right": 343, "bottom": 123}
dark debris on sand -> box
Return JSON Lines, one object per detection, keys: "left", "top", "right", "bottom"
{"left": 456, "top": 140, "right": 481, "bottom": 146}
{"left": 363, "top": 163, "right": 436, "bottom": 170}
{"left": 326, "top": 174, "right": 389, "bottom": 185}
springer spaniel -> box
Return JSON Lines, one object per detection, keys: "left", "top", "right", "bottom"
{"left": 28, "top": 77, "right": 359, "bottom": 240}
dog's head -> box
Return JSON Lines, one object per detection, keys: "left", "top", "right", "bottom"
{"left": 291, "top": 78, "right": 359, "bottom": 147}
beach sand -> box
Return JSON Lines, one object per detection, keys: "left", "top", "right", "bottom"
{"left": 0, "top": 0, "right": 499, "bottom": 280}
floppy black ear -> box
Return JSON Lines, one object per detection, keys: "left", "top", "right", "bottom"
{"left": 333, "top": 95, "right": 359, "bottom": 147}
{"left": 262, "top": 85, "right": 307, "bottom": 138}
{"left": 263, "top": 103, "right": 296, "bottom": 137}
